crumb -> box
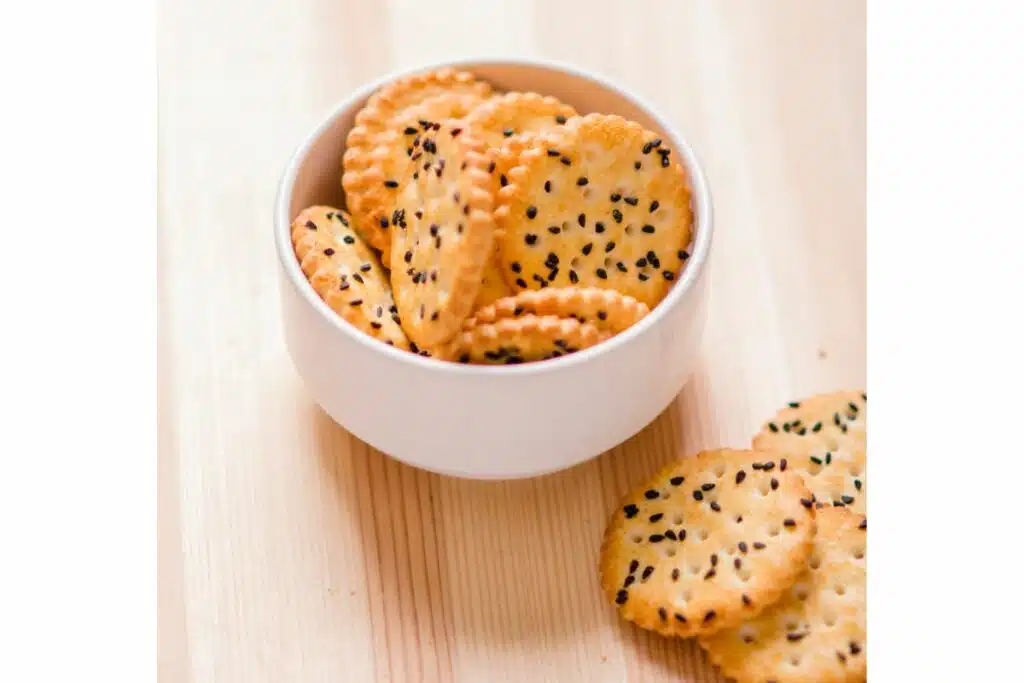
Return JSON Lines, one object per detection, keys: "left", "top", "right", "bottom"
{"left": 601, "top": 655, "right": 608, "bottom": 663}
{"left": 817, "top": 348, "right": 828, "bottom": 360}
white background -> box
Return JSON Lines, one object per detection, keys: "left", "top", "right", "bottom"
{"left": 0, "top": 0, "right": 1021, "bottom": 680}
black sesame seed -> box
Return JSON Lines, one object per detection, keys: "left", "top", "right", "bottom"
{"left": 370, "top": 322, "right": 382, "bottom": 329}
{"left": 582, "top": 243, "right": 593, "bottom": 256}
{"left": 338, "top": 282, "right": 350, "bottom": 291}
{"left": 595, "top": 222, "right": 606, "bottom": 234}
{"left": 352, "top": 273, "right": 364, "bottom": 284}
{"left": 624, "top": 196, "right": 639, "bottom": 206}
{"left": 768, "top": 422, "right": 779, "bottom": 433}
{"left": 342, "top": 235, "right": 355, "bottom": 245}
{"left": 384, "top": 179, "right": 399, "bottom": 188}
{"left": 658, "top": 607, "right": 668, "bottom": 621}
{"left": 810, "top": 456, "right": 823, "bottom": 465}
{"left": 360, "top": 263, "right": 372, "bottom": 273}
{"left": 323, "top": 248, "right": 335, "bottom": 256}
{"left": 349, "top": 299, "right": 363, "bottom": 306}
{"left": 638, "top": 273, "right": 649, "bottom": 281}
{"left": 801, "top": 498, "right": 813, "bottom": 508}
{"left": 510, "top": 262, "right": 522, "bottom": 274}
{"left": 560, "top": 156, "right": 571, "bottom": 165}
{"left": 842, "top": 495, "right": 855, "bottom": 505}
{"left": 738, "top": 542, "right": 748, "bottom": 553}
{"left": 547, "top": 148, "right": 560, "bottom": 157}
{"left": 634, "top": 161, "right": 641, "bottom": 170}
{"left": 642, "top": 142, "right": 654, "bottom": 154}
{"left": 577, "top": 213, "right": 586, "bottom": 227}
{"left": 569, "top": 270, "right": 579, "bottom": 283}
{"left": 629, "top": 559, "right": 639, "bottom": 573}
{"left": 742, "top": 594, "right": 752, "bottom": 607}
{"left": 605, "top": 241, "right": 616, "bottom": 253}
{"left": 641, "top": 225, "right": 656, "bottom": 235}
{"left": 596, "top": 268, "right": 608, "bottom": 280}
{"left": 503, "top": 128, "right": 514, "bottom": 137}
{"left": 555, "top": 115, "right": 567, "bottom": 124}
{"left": 854, "top": 479, "right": 862, "bottom": 491}
{"left": 500, "top": 174, "right": 508, "bottom": 187}
{"left": 526, "top": 206, "right": 537, "bottom": 219}
{"left": 623, "top": 575, "right": 635, "bottom": 588}
{"left": 669, "top": 476, "right": 684, "bottom": 486}
{"left": 515, "top": 278, "right": 527, "bottom": 288}
{"left": 710, "top": 501, "right": 721, "bottom": 512}
{"left": 649, "top": 200, "right": 660, "bottom": 212}
{"left": 859, "top": 519, "right": 867, "bottom": 530}
{"left": 597, "top": 311, "right": 607, "bottom": 321}
{"left": 649, "top": 534, "right": 665, "bottom": 543}
{"left": 850, "top": 642, "right": 862, "bottom": 655}
{"left": 671, "top": 568, "right": 680, "bottom": 581}
{"left": 660, "top": 155, "right": 670, "bottom": 167}
{"left": 649, "top": 513, "right": 663, "bottom": 523}
{"left": 380, "top": 217, "right": 389, "bottom": 228}
{"left": 525, "top": 234, "right": 538, "bottom": 246}
{"left": 612, "top": 209, "right": 623, "bottom": 223}
{"left": 544, "top": 180, "right": 552, "bottom": 192}
{"left": 665, "top": 529, "right": 677, "bottom": 541}
{"left": 783, "top": 519, "right": 796, "bottom": 527}
{"left": 704, "top": 611, "right": 716, "bottom": 623}
{"left": 678, "top": 529, "right": 686, "bottom": 541}
{"left": 616, "top": 262, "right": 627, "bottom": 273}
{"left": 615, "top": 590, "right": 628, "bottom": 605}
{"left": 513, "top": 306, "right": 524, "bottom": 316}
{"left": 641, "top": 566, "right": 655, "bottom": 581}
{"left": 692, "top": 490, "right": 703, "bottom": 502}
{"left": 704, "top": 569, "right": 716, "bottom": 580}
{"left": 662, "top": 270, "right": 675, "bottom": 281}
{"left": 762, "top": 462, "right": 776, "bottom": 472}
{"left": 753, "top": 542, "right": 766, "bottom": 550}
{"left": 701, "top": 483, "right": 715, "bottom": 492}
{"left": 735, "top": 470, "right": 746, "bottom": 484}
{"left": 644, "top": 489, "right": 659, "bottom": 499}
{"left": 577, "top": 176, "right": 589, "bottom": 186}
{"left": 304, "top": 220, "right": 317, "bottom": 230}
{"left": 403, "top": 250, "right": 412, "bottom": 264}
{"left": 787, "top": 633, "right": 806, "bottom": 642}
{"left": 826, "top": 453, "right": 833, "bottom": 465}
{"left": 610, "top": 193, "right": 622, "bottom": 202}
{"left": 770, "top": 478, "right": 779, "bottom": 491}
{"left": 403, "top": 126, "right": 418, "bottom": 135}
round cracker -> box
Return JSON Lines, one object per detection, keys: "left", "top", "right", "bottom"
{"left": 753, "top": 391, "right": 867, "bottom": 515}
{"left": 473, "top": 251, "right": 514, "bottom": 310}
{"left": 437, "top": 314, "right": 606, "bottom": 364}
{"left": 496, "top": 114, "right": 693, "bottom": 308}
{"left": 464, "top": 287, "right": 649, "bottom": 333}
{"left": 700, "top": 507, "right": 866, "bottom": 683}
{"left": 389, "top": 120, "right": 495, "bottom": 348}
{"left": 600, "top": 449, "right": 816, "bottom": 637}
{"left": 291, "top": 206, "right": 409, "bottom": 350}
{"left": 342, "top": 68, "right": 492, "bottom": 255}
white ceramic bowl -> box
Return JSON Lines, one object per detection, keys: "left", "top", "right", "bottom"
{"left": 274, "top": 58, "right": 714, "bottom": 479}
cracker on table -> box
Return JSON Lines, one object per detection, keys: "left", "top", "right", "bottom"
{"left": 291, "top": 206, "right": 409, "bottom": 350}
{"left": 496, "top": 114, "right": 693, "bottom": 308}
{"left": 389, "top": 119, "right": 495, "bottom": 348}
{"left": 342, "top": 68, "right": 492, "bottom": 255}
{"left": 753, "top": 391, "right": 867, "bottom": 515}
{"left": 600, "top": 449, "right": 816, "bottom": 637}
{"left": 700, "top": 507, "right": 866, "bottom": 683}
{"left": 464, "top": 287, "right": 649, "bottom": 334}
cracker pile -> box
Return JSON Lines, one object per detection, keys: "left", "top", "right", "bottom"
{"left": 291, "top": 67, "right": 695, "bottom": 364}
{"left": 601, "top": 390, "right": 867, "bottom": 683}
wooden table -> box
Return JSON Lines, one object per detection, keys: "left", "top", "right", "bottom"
{"left": 158, "top": 1, "right": 865, "bottom": 680}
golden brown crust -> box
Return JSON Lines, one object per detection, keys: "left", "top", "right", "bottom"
{"left": 341, "top": 68, "right": 492, "bottom": 255}
{"left": 435, "top": 314, "right": 606, "bottom": 364}
{"left": 290, "top": 206, "right": 409, "bottom": 349}
{"left": 599, "top": 449, "right": 815, "bottom": 637}
{"left": 699, "top": 507, "right": 867, "bottom": 683}
{"left": 389, "top": 121, "right": 496, "bottom": 348}
{"left": 495, "top": 114, "right": 693, "bottom": 308}
{"left": 472, "top": 250, "right": 514, "bottom": 310}
{"left": 464, "top": 287, "right": 649, "bottom": 333}
{"left": 753, "top": 391, "right": 867, "bottom": 515}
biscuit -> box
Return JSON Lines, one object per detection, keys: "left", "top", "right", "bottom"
{"left": 291, "top": 206, "right": 409, "bottom": 350}
{"left": 700, "top": 507, "right": 867, "bottom": 683}
{"left": 753, "top": 391, "right": 867, "bottom": 515}
{"left": 473, "top": 251, "right": 514, "bottom": 310}
{"left": 600, "top": 449, "right": 815, "bottom": 637}
{"left": 389, "top": 119, "right": 495, "bottom": 348}
{"left": 437, "top": 314, "right": 606, "bottom": 364}
{"left": 464, "top": 287, "right": 649, "bottom": 334}
{"left": 342, "top": 69, "right": 492, "bottom": 255}
{"left": 496, "top": 114, "right": 693, "bottom": 307}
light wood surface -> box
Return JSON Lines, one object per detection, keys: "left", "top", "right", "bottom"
{"left": 158, "top": 1, "right": 865, "bottom": 681}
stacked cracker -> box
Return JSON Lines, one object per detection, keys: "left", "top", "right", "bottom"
{"left": 600, "top": 391, "right": 867, "bottom": 683}
{"left": 290, "top": 68, "right": 695, "bottom": 364}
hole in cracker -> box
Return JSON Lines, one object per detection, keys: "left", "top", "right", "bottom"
{"left": 713, "top": 463, "right": 726, "bottom": 478}
{"left": 790, "top": 656, "right": 802, "bottom": 667}
{"left": 736, "top": 567, "right": 752, "bottom": 582}
{"left": 849, "top": 465, "right": 862, "bottom": 477}
{"left": 725, "top": 545, "right": 736, "bottom": 556}
{"left": 664, "top": 547, "right": 677, "bottom": 558}
{"left": 834, "top": 584, "right": 847, "bottom": 596}
{"left": 624, "top": 225, "right": 634, "bottom": 236}
{"left": 794, "top": 584, "right": 810, "bottom": 601}
{"left": 809, "top": 556, "right": 822, "bottom": 570}
{"left": 734, "top": 515, "right": 744, "bottom": 525}
{"left": 767, "top": 526, "right": 780, "bottom": 538}
{"left": 582, "top": 188, "right": 591, "bottom": 199}
{"left": 757, "top": 481, "right": 771, "bottom": 496}
{"left": 785, "top": 619, "right": 799, "bottom": 632}
{"left": 687, "top": 563, "right": 701, "bottom": 576}
{"left": 823, "top": 612, "right": 837, "bottom": 627}
{"left": 679, "top": 588, "right": 692, "bottom": 603}
{"left": 570, "top": 257, "right": 581, "bottom": 268}
{"left": 738, "top": 625, "right": 757, "bottom": 644}
{"left": 632, "top": 534, "right": 643, "bottom": 543}
{"left": 673, "top": 515, "right": 683, "bottom": 525}
{"left": 697, "top": 528, "right": 709, "bottom": 542}
{"left": 853, "top": 548, "right": 865, "bottom": 560}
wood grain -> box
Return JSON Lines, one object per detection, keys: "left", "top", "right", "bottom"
{"left": 157, "top": 1, "right": 865, "bottom": 680}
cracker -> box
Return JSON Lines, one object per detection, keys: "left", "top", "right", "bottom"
{"left": 473, "top": 251, "right": 514, "bottom": 310}
{"left": 291, "top": 206, "right": 409, "bottom": 350}
{"left": 342, "top": 69, "right": 492, "bottom": 255}
{"left": 599, "top": 449, "right": 815, "bottom": 637}
{"left": 437, "top": 314, "right": 607, "bottom": 364}
{"left": 699, "top": 507, "right": 866, "bottom": 683}
{"left": 495, "top": 114, "right": 693, "bottom": 308}
{"left": 389, "top": 120, "right": 495, "bottom": 348}
{"left": 464, "top": 287, "right": 649, "bottom": 334}
{"left": 464, "top": 91, "right": 576, "bottom": 179}
{"left": 753, "top": 391, "right": 867, "bottom": 515}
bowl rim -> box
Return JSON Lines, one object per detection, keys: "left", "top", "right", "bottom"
{"left": 274, "top": 56, "right": 714, "bottom": 376}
